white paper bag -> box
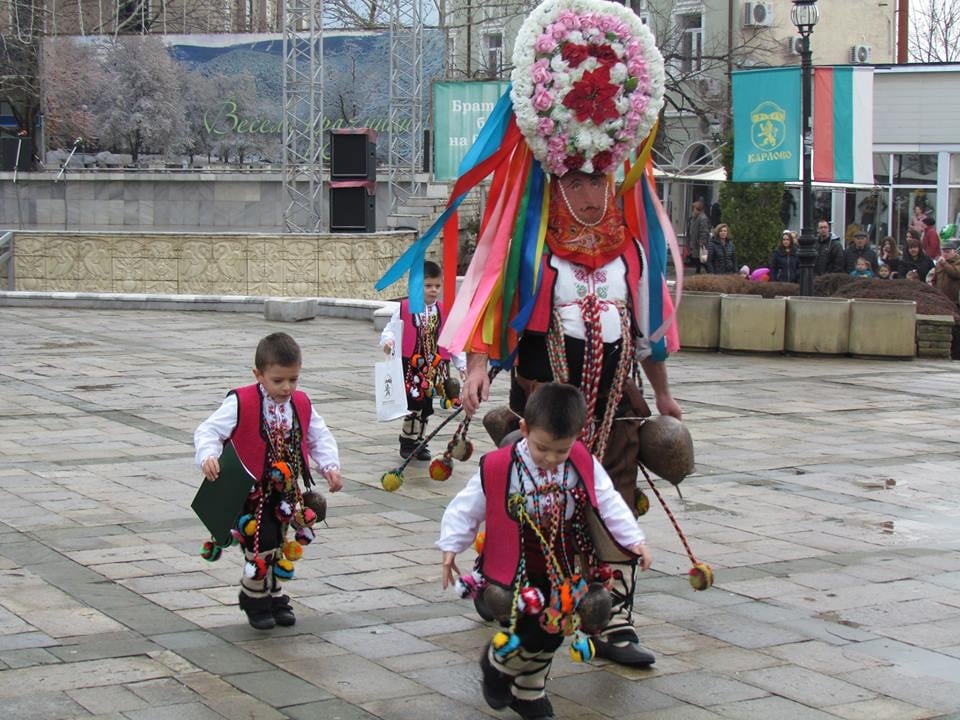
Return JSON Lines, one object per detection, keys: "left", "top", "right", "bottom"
{"left": 375, "top": 320, "right": 408, "bottom": 422}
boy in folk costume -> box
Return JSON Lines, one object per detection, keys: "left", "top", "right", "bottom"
{"left": 439, "top": 383, "right": 652, "bottom": 720}
{"left": 194, "top": 333, "right": 342, "bottom": 629}
{"left": 377, "top": 0, "right": 682, "bottom": 668}
{"left": 380, "top": 260, "right": 466, "bottom": 459}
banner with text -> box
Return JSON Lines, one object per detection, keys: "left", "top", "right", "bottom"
{"left": 732, "top": 67, "right": 801, "bottom": 183}
{"left": 433, "top": 81, "right": 510, "bottom": 181}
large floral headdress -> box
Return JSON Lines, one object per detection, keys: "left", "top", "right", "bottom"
{"left": 511, "top": 0, "right": 665, "bottom": 176}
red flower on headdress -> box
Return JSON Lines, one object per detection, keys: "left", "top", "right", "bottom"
{"left": 562, "top": 66, "right": 620, "bottom": 125}
{"left": 589, "top": 44, "right": 619, "bottom": 66}
{"left": 592, "top": 150, "right": 614, "bottom": 173}
{"left": 561, "top": 43, "right": 590, "bottom": 68}
{"left": 564, "top": 153, "right": 586, "bottom": 171}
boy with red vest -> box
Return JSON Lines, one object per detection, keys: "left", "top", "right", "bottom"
{"left": 380, "top": 260, "right": 465, "bottom": 459}
{"left": 438, "top": 383, "right": 651, "bottom": 720}
{"left": 195, "top": 332, "right": 342, "bottom": 630}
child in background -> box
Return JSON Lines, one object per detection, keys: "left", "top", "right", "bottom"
{"left": 195, "top": 332, "right": 342, "bottom": 630}
{"left": 850, "top": 257, "right": 874, "bottom": 278}
{"left": 380, "top": 261, "right": 466, "bottom": 459}
{"left": 438, "top": 383, "right": 651, "bottom": 720}
{"left": 877, "top": 264, "right": 892, "bottom": 280}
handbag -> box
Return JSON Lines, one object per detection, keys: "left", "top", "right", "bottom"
{"left": 375, "top": 319, "right": 409, "bottom": 422}
{"left": 699, "top": 244, "right": 708, "bottom": 264}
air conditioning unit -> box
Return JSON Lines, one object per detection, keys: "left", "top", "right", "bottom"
{"left": 787, "top": 36, "right": 804, "bottom": 55}
{"left": 850, "top": 44, "right": 872, "bottom": 63}
{"left": 744, "top": 2, "right": 773, "bottom": 28}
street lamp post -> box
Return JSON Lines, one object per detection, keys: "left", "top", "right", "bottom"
{"left": 792, "top": 0, "right": 819, "bottom": 296}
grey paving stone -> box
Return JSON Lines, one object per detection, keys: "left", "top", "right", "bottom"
{"left": 48, "top": 632, "right": 161, "bottom": 662}
{"left": 222, "top": 669, "right": 332, "bottom": 707}
{"left": 66, "top": 684, "right": 149, "bottom": 714}
{"left": 127, "top": 677, "right": 204, "bottom": 706}
{"left": 644, "top": 670, "right": 770, "bottom": 706}
{"left": 710, "top": 695, "right": 841, "bottom": 719}
{"left": 361, "top": 691, "right": 494, "bottom": 720}
{"left": 284, "top": 698, "right": 379, "bottom": 720}
{"left": 0, "top": 690, "right": 91, "bottom": 720}
{"left": 123, "top": 702, "right": 227, "bottom": 720}
{"left": 738, "top": 665, "right": 875, "bottom": 706}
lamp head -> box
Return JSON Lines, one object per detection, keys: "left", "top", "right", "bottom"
{"left": 791, "top": 0, "right": 820, "bottom": 33}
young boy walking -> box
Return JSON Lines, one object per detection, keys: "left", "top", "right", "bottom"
{"left": 194, "top": 332, "right": 343, "bottom": 630}
{"left": 438, "top": 383, "right": 651, "bottom": 720}
{"left": 380, "top": 260, "right": 465, "bottom": 459}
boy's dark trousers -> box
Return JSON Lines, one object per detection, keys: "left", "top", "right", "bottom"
{"left": 238, "top": 493, "right": 294, "bottom": 625}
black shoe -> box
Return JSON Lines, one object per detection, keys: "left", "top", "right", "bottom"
{"left": 415, "top": 444, "right": 432, "bottom": 461}
{"left": 399, "top": 444, "right": 416, "bottom": 459}
{"left": 593, "top": 631, "right": 656, "bottom": 667}
{"left": 271, "top": 596, "right": 296, "bottom": 627}
{"left": 509, "top": 695, "right": 555, "bottom": 720}
{"left": 480, "top": 649, "right": 512, "bottom": 710}
{"left": 245, "top": 609, "right": 276, "bottom": 630}
{"left": 239, "top": 592, "right": 275, "bottom": 630}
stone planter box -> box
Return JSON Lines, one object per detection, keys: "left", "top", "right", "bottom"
{"left": 849, "top": 298, "right": 916, "bottom": 358}
{"left": 785, "top": 296, "right": 851, "bottom": 355}
{"left": 916, "top": 314, "right": 954, "bottom": 359}
{"left": 719, "top": 294, "right": 786, "bottom": 353}
{"left": 677, "top": 291, "right": 722, "bottom": 350}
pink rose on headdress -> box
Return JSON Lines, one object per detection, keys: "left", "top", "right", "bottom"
{"left": 535, "top": 34, "right": 557, "bottom": 53}
{"left": 537, "top": 117, "right": 556, "bottom": 135}
{"left": 561, "top": 43, "right": 590, "bottom": 68}
{"left": 531, "top": 59, "right": 552, "bottom": 84}
{"left": 533, "top": 88, "right": 555, "bottom": 112}
{"left": 557, "top": 10, "right": 581, "bottom": 30}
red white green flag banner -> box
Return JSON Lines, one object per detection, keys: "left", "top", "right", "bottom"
{"left": 813, "top": 66, "right": 874, "bottom": 184}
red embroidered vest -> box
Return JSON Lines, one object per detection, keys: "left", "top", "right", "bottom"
{"left": 228, "top": 384, "right": 313, "bottom": 485}
{"left": 479, "top": 441, "right": 601, "bottom": 588}
{"left": 399, "top": 299, "right": 451, "bottom": 360}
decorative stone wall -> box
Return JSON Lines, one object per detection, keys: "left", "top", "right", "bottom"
{"left": 11, "top": 230, "right": 419, "bottom": 300}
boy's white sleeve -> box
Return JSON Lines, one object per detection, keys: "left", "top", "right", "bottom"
{"left": 307, "top": 406, "right": 341, "bottom": 472}
{"left": 592, "top": 457, "right": 645, "bottom": 547}
{"left": 437, "top": 470, "right": 486, "bottom": 553}
{"left": 379, "top": 307, "right": 401, "bottom": 347}
{"left": 194, "top": 394, "right": 238, "bottom": 467}
{"left": 451, "top": 350, "right": 467, "bottom": 371}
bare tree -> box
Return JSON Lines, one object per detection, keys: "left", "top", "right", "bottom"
{"left": 909, "top": 0, "right": 960, "bottom": 62}
{"left": 92, "top": 36, "right": 186, "bottom": 163}
{"left": 0, "top": 0, "right": 43, "bottom": 133}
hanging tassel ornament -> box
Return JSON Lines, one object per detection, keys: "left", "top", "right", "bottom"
{"left": 569, "top": 632, "right": 595, "bottom": 663}
{"left": 638, "top": 463, "right": 714, "bottom": 591}
{"left": 454, "top": 571, "right": 486, "bottom": 599}
{"left": 244, "top": 556, "right": 268, "bottom": 580}
{"left": 200, "top": 539, "right": 222, "bottom": 561}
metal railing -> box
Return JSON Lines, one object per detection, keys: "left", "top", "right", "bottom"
{"left": 0, "top": 231, "right": 14, "bottom": 291}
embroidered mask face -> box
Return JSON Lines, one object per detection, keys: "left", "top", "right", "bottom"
{"left": 522, "top": 422, "right": 578, "bottom": 473}
{"left": 253, "top": 362, "right": 301, "bottom": 404}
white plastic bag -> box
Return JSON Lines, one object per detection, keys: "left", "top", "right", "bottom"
{"left": 375, "top": 319, "right": 408, "bottom": 422}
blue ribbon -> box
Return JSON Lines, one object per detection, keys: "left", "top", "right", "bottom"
{"left": 374, "top": 87, "right": 515, "bottom": 312}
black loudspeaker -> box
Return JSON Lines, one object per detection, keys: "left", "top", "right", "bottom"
{"left": 330, "top": 186, "right": 375, "bottom": 233}
{"left": 1, "top": 136, "right": 33, "bottom": 171}
{"left": 330, "top": 129, "right": 377, "bottom": 180}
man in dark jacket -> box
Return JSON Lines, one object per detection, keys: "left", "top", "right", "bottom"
{"left": 814, "top": 220, "right": 844, "bottom": 275}
{"left": 843, "top": 230, "right": 879, "bottom": 274}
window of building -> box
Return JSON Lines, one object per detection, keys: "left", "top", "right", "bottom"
{"left": 677, "top": 13, "right": 703, "bottom": 74}
{"left": 482, "top": 31, "right": 503, "bottom": 78}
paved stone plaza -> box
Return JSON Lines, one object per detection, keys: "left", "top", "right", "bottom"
{"left": 1, "top": 306, "right": 959, "bottom": 720}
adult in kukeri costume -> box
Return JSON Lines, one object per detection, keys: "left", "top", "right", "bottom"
{"left": 376, "top": 0, "right": 687, "bottom": 672}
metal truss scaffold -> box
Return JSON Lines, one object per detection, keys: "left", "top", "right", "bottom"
{"left": 282, "top": 0, "right": 324, "bottom": 232}
{"left": 388, "top": 0, "right": 424, "bottom": 213}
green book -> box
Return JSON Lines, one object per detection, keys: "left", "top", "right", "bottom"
{"left": 191, "top": 441, "right": 257, "bottom": 546}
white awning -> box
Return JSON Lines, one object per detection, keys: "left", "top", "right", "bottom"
{"left": 653, "top": 167, "right": 727, "bottom": 182}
